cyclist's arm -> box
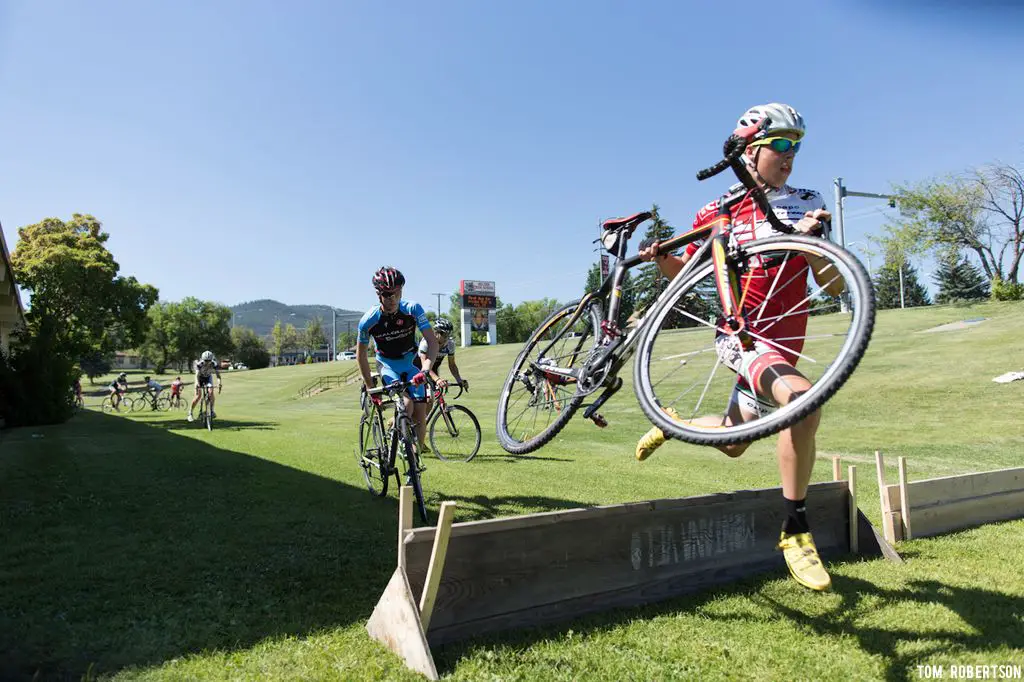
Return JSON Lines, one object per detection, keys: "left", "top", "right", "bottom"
{"left": 357, "top": 342, "right": 374, "bottom": 389}
{"left": 448, "top": 355, "right": 464, "bottom": 385}
{"left": 419, "top": 328, "right": 438, "bottom": 375}
{"left": 807, "top": 254, "right": 846, "bottom": 297}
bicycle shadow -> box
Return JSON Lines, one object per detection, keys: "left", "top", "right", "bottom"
{"left": 134, "top": 416, "right": 280, "bottom": 431}
{"left": 0, "top": 410, "right": 405, "bottom": 680}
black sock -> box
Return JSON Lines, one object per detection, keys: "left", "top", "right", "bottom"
{"left": 782, "top": 497, "right": 809, "bottom": 535}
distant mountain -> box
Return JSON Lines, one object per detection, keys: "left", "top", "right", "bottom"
{"left": 230, "top": 299, "right": 364, "bottom": 338}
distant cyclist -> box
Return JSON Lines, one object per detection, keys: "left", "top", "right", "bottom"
{"left": 188, "top": 351, "right": 222, "bottom": 422}
{"left": 170, "top": 376, "right": 184, "bottom": 406}
{"left": 416, "top": 317, "right": 468, "bottom": 394}
{"left": 143, "top": 376, "right": 164, "bottom": 409}
{"left": 107, "top": 372, "right": 129, "bottom": 411}
{"left": 357, "top": 266, "right": 439, "bottom": 455}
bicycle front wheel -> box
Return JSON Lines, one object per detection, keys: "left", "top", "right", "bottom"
{"left": 430, "top": 405, "right": 482, "bottom": 462}
{"left": 398, "top": 415, "right": 429, "bottom": 523}
{"left": 496, "top": 299, "right": 602, "bottom": 455}
{"left": 634, "top": 235, "right": 874, "bottom": 446}
{"left": 355, "top": 407, "right": 389, "bottom": 497}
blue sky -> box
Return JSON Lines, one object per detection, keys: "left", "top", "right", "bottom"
{"left": 2, "top": 1, "right": 1022, "bottom": 313}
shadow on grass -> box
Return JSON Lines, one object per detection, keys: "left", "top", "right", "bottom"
{"left": 0, "top": 411, "right": 408, "bottom": 680}
{"left": 436, "top": 493, "right": 594, "bottom": 521}
{"left": 754, "top": 576, "right": 1024, "bottom": 682}
{"left": 432, "top": 563, "right": 1024, "bottom": 681}
{"left": 132, "top": 416, "right": 280, "bottom": 432}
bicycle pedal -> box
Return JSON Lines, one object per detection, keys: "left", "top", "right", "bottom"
{"left": 590, "top": 413, "right": 608, "bottom": 428}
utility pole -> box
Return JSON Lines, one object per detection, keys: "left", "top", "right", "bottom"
{"left": 833, "top": 177, "right": 898, "bottom": 312}
{"left": 332, "top": 308, "right": 337, "bottom": 361}
{"left": 431, "top": 292, "right": 445, "bottom": 318}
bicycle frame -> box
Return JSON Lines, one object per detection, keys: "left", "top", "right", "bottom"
{"left": 537, "top": 134, "right": 813, "bottom": 384}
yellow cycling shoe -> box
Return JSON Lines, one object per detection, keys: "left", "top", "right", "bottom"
{"left": 777, "top": 531, "right": 832, "bottom": 591}
{"left": 635, "top": 407, "right": 680, "bottom": 461}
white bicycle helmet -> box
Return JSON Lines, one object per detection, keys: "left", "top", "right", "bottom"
{"left": 201, "top": 350, "right": 215, "bottom": 362}
{"left": 434, "top": 318, "right": 454, "bottom": 335}
{"left": 737, "top": 103, "right": 806, "bottom": 140}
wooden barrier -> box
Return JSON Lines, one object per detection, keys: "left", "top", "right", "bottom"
{"left": 875, "top": 451, "right": 1024, "bottom": 543}
{"left": 368, "top": 474, "right": 897, "bottom": 679}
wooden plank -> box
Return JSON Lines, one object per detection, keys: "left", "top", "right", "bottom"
{"left": 884, "top": 485, "right": 904, "bottom": 542}
{"left": 898, "top": 457, "right": 912, "bottom": 540}
{"left": 365, "top": 568, "right": 439, "bottom": 681}
{"left": 832, "top": 456, "right": 842, "bottom": 482}
{"left": 908, "top": 468, "right": 1024, "bottom": 509}
{"left": 848, "top": 465, "right": 858, "bottom": 553}
{"left": 876, "top": 451, "right": 902, "bottom": 543}
{"left": 909, "top": 489, "right": 1024, "bottom": 539}
{"left": 857, "top": 509, "right": 903, "bottom": 563}
{"left": 398, "top": 486, "right": 412, "bottom": 571}
{"left": 404, "top": 482, "right": 872, "bottom": 646}
{"left": 419, "top": 502, "right": 456, "bottom": 631}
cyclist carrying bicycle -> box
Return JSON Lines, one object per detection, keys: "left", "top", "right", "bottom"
{"left": 357, "top": 266, "right": 439, "bottom": 455}
{"left": 107, "top": 372, "right": 128, "bottom": 411}
{"left": 188, "top": 351, "right": 222, "bottom": 422}
{"left": 634, "top": 103, "right": 845, "bottom": 592}
{"left": 415, "top": 317, "right": 468, "bottom": 393}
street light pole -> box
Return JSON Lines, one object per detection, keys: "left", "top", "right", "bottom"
{"left": 431, "top": 292, "right": 445, "bottom": 318}
{"left": 833, "top": 177, "right": 898, "bottom": 313}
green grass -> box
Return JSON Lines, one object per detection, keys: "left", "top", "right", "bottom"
{"left": 2, "top": 301, "right": 1023, "bottom": 680}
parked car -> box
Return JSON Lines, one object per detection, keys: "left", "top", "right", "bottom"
{"left": 337, "top": 351, "right": 357, "bottom": 361}
{"left": 234, "top": 363, "right": 249, "bottom": 370}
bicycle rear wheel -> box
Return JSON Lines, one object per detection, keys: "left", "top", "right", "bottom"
{"left": 355, "top": 407, "right": 390, "bottom": 496}
{"left": 634, "top": 235, "right": 874, "bottom": 446}
{"left": 496, "top": 299, "right": 602, "bottom": 455}
{"left": 430, "top": 405, "right": 481, "bottom": 462}
{"left": 156, "top": 396, "right": 171, "bottom": 411}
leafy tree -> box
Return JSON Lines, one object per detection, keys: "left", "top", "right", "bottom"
{"left": 585, "top": 262, "right": 602, "bottom": 294}
{"left": 888, "top": 163, "right": 1024, "bottom": 285}
{"left": 79, "top": 350, "right": 112, "bottom": 384}
{"left": 141, "top": 301, "right": 180, "bottom": 372}
{"left": 11, "top": 214, "right": 158, "bottom": 357}
{"left": 0, "top": 317, "right": 78, "bottom": 426}
{"left": 874, "top": 254, "right": 931, "bottom": 309}
{"left": 304, "top": 316, "right": 326, "bottom": 355}
{"left": 933, "top": 250, "right": 989, "bottom": 303}
{"left": 230, "top": 326, "right": 271, "bottom": 369}
{"left": 170, "top": 297, "right": 233, "bottom": 368}
{"left": 283, "top": 323, "right": 299, "bottom": 352}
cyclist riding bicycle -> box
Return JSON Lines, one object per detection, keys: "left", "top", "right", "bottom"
{"left": 415, "top": 317, "right": 468, "bottom": 394}
{"left": 357, "top": 266, "right": 440, "bottom": 455}
{"left": 188, "top": 351, "right": 222, "bottom": 422}
{"left": 142, "top": 376, "right": 164, "bottom": 409}
{"left": 634, "top": 103, "right": 845, "bottom": 592}
{"left": 107, "top": 372, "right": 129, "bottom": 411}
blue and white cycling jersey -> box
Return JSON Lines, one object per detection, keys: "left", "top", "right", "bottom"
{"left": 359, "top": 300, "right": 432, "bottom": 399}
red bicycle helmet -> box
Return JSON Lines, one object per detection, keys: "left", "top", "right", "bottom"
{"left": 372, "top": 266, "right": 405, "bottom": 292}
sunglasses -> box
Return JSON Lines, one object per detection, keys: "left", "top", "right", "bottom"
{"left": 378, "top": 290, "right": 399, "bottom": 300}
{"left": 751, "top": 136, "right": 801, "bottom": 154}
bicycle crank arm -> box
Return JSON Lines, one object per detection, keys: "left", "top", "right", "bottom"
{"left": 582, "top": 376, "right": 623, "bottom": 427}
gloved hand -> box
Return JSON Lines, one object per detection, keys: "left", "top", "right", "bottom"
{"left": 411, "top": 372, "right": 428, "bottom": 386}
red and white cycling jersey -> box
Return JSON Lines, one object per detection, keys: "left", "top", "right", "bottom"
{"left": 685, "top": 183, "right": 828, "bottom": 366}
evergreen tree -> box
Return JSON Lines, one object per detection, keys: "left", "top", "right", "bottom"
{"left": 933, "top": 250, "right": 989, "bottom": 303}
{"left": 633, "top": 204, "right": 675, "bottom": 316}
{"left": 874, "top": 255, "right": 932, "bottom": 309}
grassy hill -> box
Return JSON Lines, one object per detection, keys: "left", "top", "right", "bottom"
{"left": 230, "top": 299, "right": 363, "bottom": 338}
{"left": 2, "top": 300, "right": 1022, "bottom": 680}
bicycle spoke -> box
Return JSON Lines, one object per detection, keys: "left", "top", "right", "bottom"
{"left": 690, "top": 356, "right": 724, "bottom": 419}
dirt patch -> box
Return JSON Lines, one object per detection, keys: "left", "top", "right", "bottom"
{"left": 920, "top": 318, "right": 987, "bottom": 333}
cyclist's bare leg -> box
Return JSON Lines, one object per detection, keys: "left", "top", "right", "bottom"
{"left": 759, "top": 363, "right": 818, "bottom": 501}
{"left": 413, "top": 400, "right": 428, "bottom": 451}
{"left": 208, "top": 386, "right": 216, "bottom": 414}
